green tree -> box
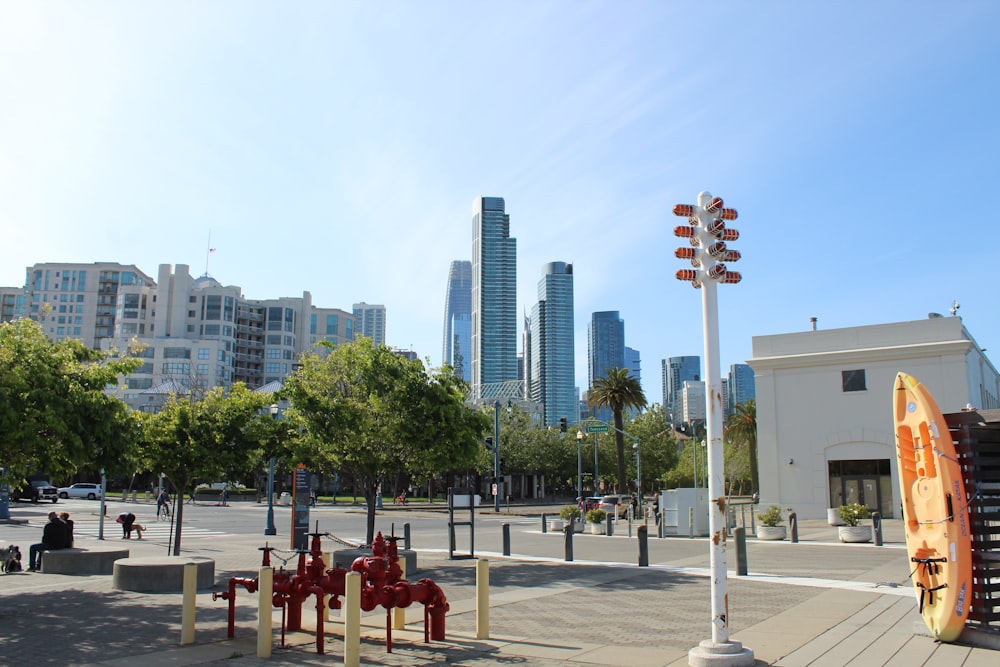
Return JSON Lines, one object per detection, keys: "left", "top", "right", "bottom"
{"left": 587, "top": 367, "right": 647, "bottom": 493}
{"left": 137, "top": 383, "right": 271, "bottom": 554}
{"left": 0, "top": 319, "right": 141, "bottom": 485}
{"left": 624, "top": 405, "right": 680, "bottom": 495}
{"left": 284, "top": 338, "right": 489, "bottom": 544}
{"left": 725, "top": 399, "right": 758, "bottom": 494}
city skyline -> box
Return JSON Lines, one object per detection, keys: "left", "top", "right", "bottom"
{"left": 2, "top": 3, "right": 998, "bottom": 395}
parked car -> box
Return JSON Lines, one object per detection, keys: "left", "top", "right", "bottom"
{"left": 599, "top": 494, "right": 634, "bottom": 516}
{"left": 58, "top": 483, "right": 103, "bottom": 500}
{"left": 579, "top": 496, "right": 603, "bottom": 512}
{"left": 12, "top": 479, "right": 59, "bottom": 503}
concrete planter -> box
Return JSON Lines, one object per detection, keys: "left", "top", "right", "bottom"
{"left": 827, "top": 508, "right": 845, "bottom": 526}
{"left": 756, "top": 525, "right": 786, "bottom": 541}
{"left": 548, "top": 519, "right": 565, "bottom": 532}
{"left": 838, "top": 525, "right": 872, "bottom": 543}
{"left": 587, "top": 522, "right": 604, "bottom": 535}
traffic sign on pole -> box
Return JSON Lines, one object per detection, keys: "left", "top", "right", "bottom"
{"left": 587, "top": 424, "right": 609, "bottom": 433}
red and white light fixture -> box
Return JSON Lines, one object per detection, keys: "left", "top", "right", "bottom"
{"left": 672, "top": 192, "right": 742, "bottom": 288}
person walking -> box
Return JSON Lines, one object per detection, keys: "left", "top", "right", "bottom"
{"left": 116, "top": 511, "right": 144, "bottom": 539}
{"left": 28, "top": 511, "right": 71, "bottom": 571}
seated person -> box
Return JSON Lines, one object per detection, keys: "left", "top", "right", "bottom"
{"left": 28, "top": 511, "right": 71, "bottom": 571}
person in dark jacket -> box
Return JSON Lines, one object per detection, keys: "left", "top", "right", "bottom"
{"left": 28, "top": 512, "right": 71, "bottom": 571}
{"left": 60, "top": 512, "right": 75, "bottom": 547}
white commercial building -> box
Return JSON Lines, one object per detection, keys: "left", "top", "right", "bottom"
{"left": 749, "top": 316, "right": 999, "bottom": 520}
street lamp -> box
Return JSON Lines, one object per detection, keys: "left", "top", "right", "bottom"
{"left": 633, "top": 441, "right": 642, "bottom": 500}
{"left": 493, "top": 400, "right": 501, "bottom": 512}
{"left": 593, "top": 431, "right": 599, "bottom": 496}
{"left": 98, "top": 467, "right": 106, "bottom": 540}
{"left": 575, "top": 430, "right": 584, "bottom": 504}
{"left": 264, "top": 403, "right": 279, "bottom": 536}
{"left": 673, "top": 191, "right": 753, "bottom": 665}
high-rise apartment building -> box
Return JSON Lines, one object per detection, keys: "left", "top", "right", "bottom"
{"left": 471, "top": 196, "right": 518, "bottom": 399}
{"left": 681, "top": 380, "right": 706, "bottom": 423}
{"left": 662, "top": 355, "right": 701, "bottom": 424}
{"left": 588, "top": 311, "right": 625, "bottom": 422}
{"left": 353, "top": 302, "right": 386, "bottom": 346}
{"left": 528, "top": 262, "right": 575, "bottom": 427}
{"left": 0, "top": 286, "right": 28, "bottom": 323}
{"left": 23, "top": 262, "right": 156, "bottom": 348}
{"left": 442, "top": 260, "right": 472, "bottom": 383}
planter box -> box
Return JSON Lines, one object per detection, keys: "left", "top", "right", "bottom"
{"left": 587, "top": 522, "right": 604, "bottom": 535}
{"left": 827, "top": 508, "right": 845, "bottom": 526}
{"left": 548, "top": 519, "right": 565, "bottom": 532}
{"left": 838, "top": 525, "right": 872, "bottom": 543}
{"left": 756, "top": 525, "right": 787, "bottom": 541}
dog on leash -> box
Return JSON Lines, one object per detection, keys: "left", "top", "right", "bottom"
{"left": 1, "top": 544, "right": 23, "bottom": 573}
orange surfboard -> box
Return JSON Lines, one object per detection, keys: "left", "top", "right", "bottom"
{"left": 894, "top": 372, "right": 972, "bottom": 641}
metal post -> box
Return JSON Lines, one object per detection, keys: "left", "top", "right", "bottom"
{"left": 638, "top": 525, "right": 649, "bottom": 566}
{"left": 593, "top": 433, "right": 599, "bottom": 496}
{"left": 0, "top": 467, "right": 8, "bottom": 521}
{"left": 564, "top": 522, "right": 573, "bottom": 561}
{"left": 404, "top": 523, "right": 411, "bottom": 550}
{"left": 493, "top": 401, "right": 501, "bottom": 513}
{"left": 98, "top": 467, "right": 107, "bottom": 540}
{"left": 789, "top": 511, "right": 798, "bottom": 543}
{"left": 541, "top": 513, "right": 547, "bottom": 533}
{"left": 264, "top": 457, "right": 277, "bottom": 536}
{"left": 605, "top": 512, "right": 613, "bottom": 537}
{"left": 635, "top": 441, "right": 642, "bottom": 500}
{"left": 873, "top": 511, "right": 883, "bottom": 546}
{"left": 734, "top": 527, "right": 748, "bottom": 576}
{"left": 502, "top": 523, "right": 510, "bottom": 556}
{"left": 576, "top": 430, "right": 583, "bottom": 506}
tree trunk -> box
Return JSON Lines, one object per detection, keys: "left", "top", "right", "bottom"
{"left": 614, "top": 409, "right": 627, "bottom": 493}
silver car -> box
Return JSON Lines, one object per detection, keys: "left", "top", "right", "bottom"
{"left": 57, "top": 483, "right": 102, "bottom": 500}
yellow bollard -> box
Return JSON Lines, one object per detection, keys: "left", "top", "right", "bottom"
{"left": 392, "top": 558, "right": 407, "bottom": 630}
{"left": 257, "top": 566, "right": 273, "bottom": 658}
{"left": 476, "top": 558, "right": 490, "bottom": 639}
{"left": 321, "top": 553, "right": 332, "bottom": 622}
{"left": 344, "top": 571, "right": 361, "bottom": 667}
{"left": 180, "top": 562, "right": 198, "bottom": 645}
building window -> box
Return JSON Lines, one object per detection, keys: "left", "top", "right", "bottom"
{"left": 164, "top": 347, "right": 191, "bottom": 359}
{"left": 841, "top": 369, "right": 866, "bottom": 392}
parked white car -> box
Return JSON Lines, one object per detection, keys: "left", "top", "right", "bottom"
{"left": 57, "top": 483, "right": 102, "bottom": 500}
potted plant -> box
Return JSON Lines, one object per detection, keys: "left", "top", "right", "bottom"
{"left": 585, "top": 508, "right": 607, "bottom": 534}
{"left": 756, "top": 505, "right": 786, "bottom": 540}
{"left": 552, "top": 505, "right": 580, "bottom": 531}
{"left": 837, "top": 503, "right": 873, "bottom": 542}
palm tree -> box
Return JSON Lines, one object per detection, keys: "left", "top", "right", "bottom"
{"left": 588, "top": 367, "right": 647, "bottom": 493}
{"left": 725, "top": 399, "right": 758, "bottom": 494}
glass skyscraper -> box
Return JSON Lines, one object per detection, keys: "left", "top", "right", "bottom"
{"left": 588, "top": 311, "right": 625, "bottom": 423}
{"left": 471, "top": 196, "right": 517, "bottom": 396}
{"left": 442, "top": 260, "right": 473, "bottom": 383}
{"left": 728, "top": 362, "right": 756, "bottom": 411}
{"left": 662, "top": 355, "right": 701, "bottom": 424}
{"left": 528, "top": 262, "right": 575, "bottom": 427}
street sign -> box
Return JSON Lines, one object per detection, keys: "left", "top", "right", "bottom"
{"left": 587, "top": 424, "right": 609, "bottom": 433}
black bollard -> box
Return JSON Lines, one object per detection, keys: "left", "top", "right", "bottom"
{"left": 502, "top": 523, "right": 511, "bottom": 556}
{"left": 541, "top": 513, "right": 548, "bottom": 533}
{"left": 734, "top": 527, "right": 748, "bottom": 576}
{"left": 606, "top": 512, "right": 614, "bottom": 537}
{"left": 404, "top": 523, "right": 411, "bottom": 551}
{"left": 872, "top": 511, "right": 882, "bottom": 546}
{"left": 638, "top": 525, "right": 649, "bottom": 566}
{"left": 564, "top": 522, "right": 574, "bottom": 562}
{"left": 789, "top": 511, "right": 798, "bottom": 543}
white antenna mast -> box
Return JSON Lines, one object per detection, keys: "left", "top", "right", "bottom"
{"left": 949, "top": 300, "right": 960, "bottom": 316}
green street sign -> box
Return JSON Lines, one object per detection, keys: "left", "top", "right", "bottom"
{"left": 587, "top": 424, "right": 609, "bottom": 433}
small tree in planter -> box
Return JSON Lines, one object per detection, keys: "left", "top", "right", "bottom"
{"left": 837, "top": 503, "right": 873, "bottom": 542}
{"left": 756, "top": 505, "right": 786, "bottom": 540}
{"left": 586, "top": 508, "right": 607, "bottom": 534}
{"left": 553, "top": 505, "right": 581, "bottom": 531}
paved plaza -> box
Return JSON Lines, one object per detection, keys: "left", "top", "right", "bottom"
{"left": 1, "top": 500, "right": 997, "bottom": 666}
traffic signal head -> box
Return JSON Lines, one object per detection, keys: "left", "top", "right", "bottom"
{"left": 559, "top": 417, "right": 568, "bottom": 433}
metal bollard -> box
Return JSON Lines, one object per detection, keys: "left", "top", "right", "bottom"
{"left": 564, "top": 522, "right": 574, "bottom": 562}
{"left": 657, "top": 511, "right": 665, "bottom": 539}
{"left": 734, "top": 527, "right": 748, "bottom": 576}
{"left": 873, "top": 511, "right": 882, "bottom": 546}
{"left": 689, "top": 507, "right": 694, "bottom": 538}
{"left": 502, "top": 523, "right": 511, "bottom": 556}
{"left": 605, "top": 512, "right": 613, "bottom": 537}
{"left": 789, "top": 511, "right": 798, "bottom": 543}
{"left": 541, "top": 513, "right": 547, "bottom": 533}
{"left": 404, "top": 523, "right": 411, "bottom": 551}
{"left": 638, "top": 525, "right": 648, "bottom": 566}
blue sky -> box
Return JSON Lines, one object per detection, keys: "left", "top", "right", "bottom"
{"left": 2, "top": 2, "right": 998, "bottom": 403}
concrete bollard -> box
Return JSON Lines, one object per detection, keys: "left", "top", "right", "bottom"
{"left": 638, "top": 525, "right": 648, "bottom": 566}
{"left": 873, "top": 511, "right": 883, "bottom": 546}
{"left": 689, "top": 507, "right": 694, "bottom": 538}
{"left": 181, "top": 562, "right": 197, "bottom": 644}
{"left": 734, "top": 527, "right": 748, "bottom": 576}
{"left": 257, "top": 566, "right": 273, "bottom": 658}
{"left": 564, "top": 522, "right": 574, "bottom": 562}
{"left": 541, "top": 513, "right": 547, "bottom": 533}
{"left": 789, "top": 511, "right": 799, "bottom": 543}
{"left": 404, "top": 523, "right": 411, "bottom": 551}
{"left": 502, "top": 523, "right": 511, "bottom": 556}
{"left": 344, "top": 572, "right": 361, "bottom": 667}
{"left": 476, "top": 558, "right": 489, "bottom": 639}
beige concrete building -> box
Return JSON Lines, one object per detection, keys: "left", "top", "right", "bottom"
{"left": 749, "top": 316, "right": 999, "bottom": 520}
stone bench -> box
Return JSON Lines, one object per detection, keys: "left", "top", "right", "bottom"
{"left": 113, "top": 556, "right": 215, "bottom": 593}
{"left": 333, "top": 548, "right": 418, "bottom": 576}
{"left": 41, "top": 547, "right": 130, "bottom": 575}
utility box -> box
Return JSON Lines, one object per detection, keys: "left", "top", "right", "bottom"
{"left": 660, "top": 488, "right": 709, "bottom": 536}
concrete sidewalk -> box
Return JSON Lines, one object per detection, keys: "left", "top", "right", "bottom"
{"left": 1, "top": 512, "right": 996, "bottom": 666}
